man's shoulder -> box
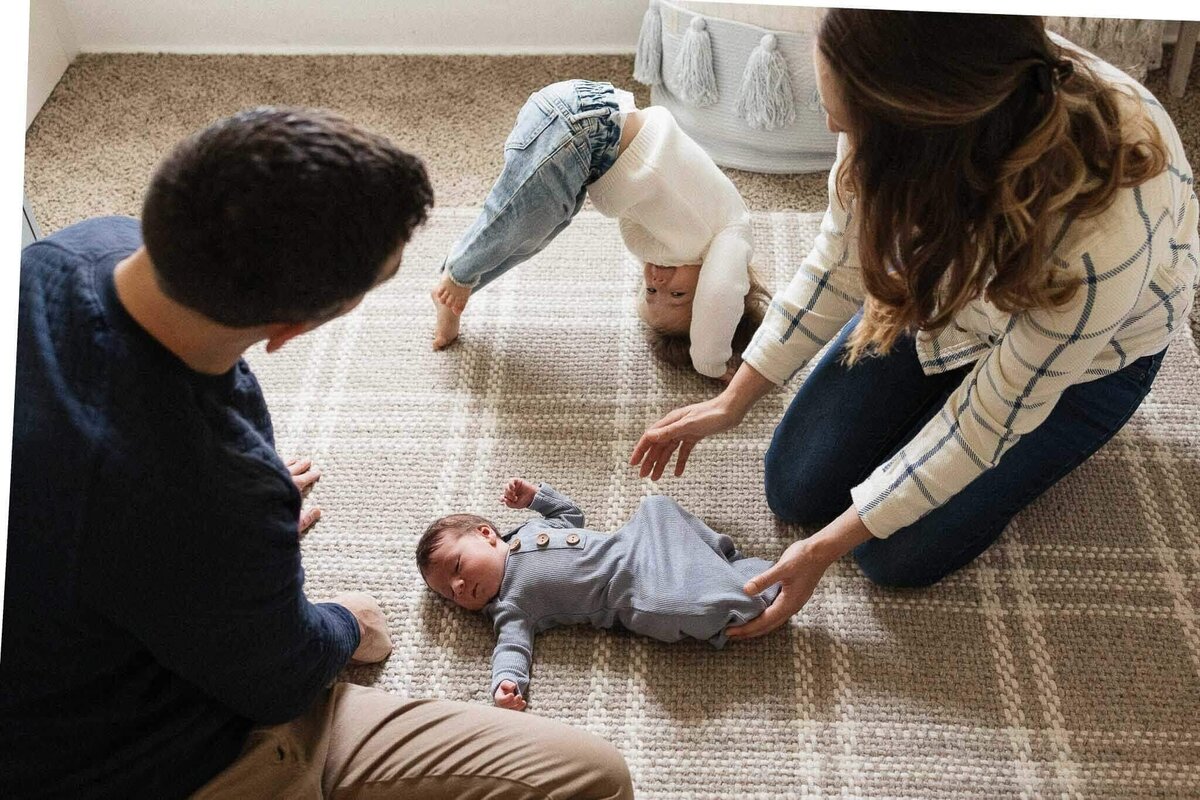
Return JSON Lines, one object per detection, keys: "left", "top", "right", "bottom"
{"left": 20, "top": 216, "right": 141, "bottom": 340}
{"left": 24, "top": 216, "right": 141, "bottom": 266}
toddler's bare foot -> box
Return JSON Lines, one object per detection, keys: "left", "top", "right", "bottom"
{"left": 433, "top": 275, "right": 473, "bottom": 314}
{"left": 432, "top": 291, "right": 462, "bottom": 350}
{"left": 431, "top": 275, "right": 474, "bottom": 350}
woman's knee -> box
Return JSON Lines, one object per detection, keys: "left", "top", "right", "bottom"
{"left": 763, "top": 442, "right": 846, "bottom": 528}
{"left": 852, "top": 537, "right": 955, "bottom": 589}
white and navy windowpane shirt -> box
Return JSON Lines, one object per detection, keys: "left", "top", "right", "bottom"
{"left": 742, "top": 50, "right": 1199, "bottom": 539}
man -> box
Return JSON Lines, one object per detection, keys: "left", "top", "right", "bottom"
{"left": 1, "top": 107, "right": 632, "bottom": 799}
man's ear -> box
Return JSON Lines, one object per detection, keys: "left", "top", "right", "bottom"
{"left": 264, "top": 293, "right": 363, "bottom": 354}
{"left": 264, "top": 321, "right": 315, "bottom": 354}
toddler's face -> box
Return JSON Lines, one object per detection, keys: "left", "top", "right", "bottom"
{"left": 641, "top": 262, "right": 701, "bottom": 333}
{"left": 424, "top": 525, "right": 508, "bottom": 611}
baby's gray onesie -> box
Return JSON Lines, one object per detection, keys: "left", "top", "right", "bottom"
{"left": 485, "top": 484, "right": 780, "bottom": 696}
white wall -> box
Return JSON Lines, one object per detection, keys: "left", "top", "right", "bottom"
{"left": 58, "top": 0, "right": 648, "bottom": 54}
{"left": 27, "top": 0, "right": 79, "bottom": 127}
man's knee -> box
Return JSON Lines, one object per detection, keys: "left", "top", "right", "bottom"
{"left": 559, "top": 730, "right": 633, "bottom": 800}
{"left": 593, "top": 739, "right": 635, "bottom": 800}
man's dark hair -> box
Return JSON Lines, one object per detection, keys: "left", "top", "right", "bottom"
{"left": 415, "top": 513, "right": 495, "bottom": 579}
{"left": 141, "top": 106, "right": 434, "bottom": 327}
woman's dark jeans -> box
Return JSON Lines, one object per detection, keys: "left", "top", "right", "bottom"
{"left": 763, "top": 315, "right": 1167, "bottom": 588}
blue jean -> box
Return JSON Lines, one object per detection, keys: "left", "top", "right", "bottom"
{"left": 443, "top": 80, "right": 625, "bottom": 290}
{"left": 763, "top": 313, "right": 1168, "bottom": 587}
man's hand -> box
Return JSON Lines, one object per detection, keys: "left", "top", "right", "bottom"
{"left": 494, "top": 680, "right": 527, "bottom": 711}
{"left": 330, "top": 592, "right": 394, "bottom": 665}
{"left": 501, "top": 478, "right": 537, "bottom": 509}
{"left": 287, "top": 457, "right": 322, "bottom": 533}
{"left": 287, "top": 456, "right": 322, "bottom": 495}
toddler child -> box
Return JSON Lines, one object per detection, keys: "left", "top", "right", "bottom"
{"left": 417, "top": 479, "right": 781, "bottom": 710}
{"left": 432, "top": 79, "right": 768, "bottom": 381}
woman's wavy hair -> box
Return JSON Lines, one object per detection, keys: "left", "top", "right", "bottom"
{"left": 817, "top": 11, "right": 1167, "bottom": 362}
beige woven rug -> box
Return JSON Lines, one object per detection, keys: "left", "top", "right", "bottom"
{"left": 245, "top": 208, "right": 1200, "bottom": 799}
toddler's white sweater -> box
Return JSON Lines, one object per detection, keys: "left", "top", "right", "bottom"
{"left": 589, "top": 107, "right": 754, "bottom": 378}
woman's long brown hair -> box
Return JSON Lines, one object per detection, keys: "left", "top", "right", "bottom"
{"left": 817, "top": 11, "right": 1168, "bottom": 362}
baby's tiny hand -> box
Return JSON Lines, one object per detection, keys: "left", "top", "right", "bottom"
{"left": 494, "top": 680, "right": 527, "bottom": 711}
{"left": 501, "top": 478, "right": 537, "bottom": 509}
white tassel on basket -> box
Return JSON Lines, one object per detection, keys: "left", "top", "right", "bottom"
{"left": 673, "top": 16, "right": 719, "bottom": 106}
{"left": 735, "top": 33, "right": 796, "bottom": 130}
{"left": 633, "top": 0, "right": 664, "bottom": 86}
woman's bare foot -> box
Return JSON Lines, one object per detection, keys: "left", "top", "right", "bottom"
{"left": 432, "top": 294, "right": 461, "bottom": 350}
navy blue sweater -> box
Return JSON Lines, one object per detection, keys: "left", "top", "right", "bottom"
{"left": 1, "top": 217, "right": 360, "bottom": 799}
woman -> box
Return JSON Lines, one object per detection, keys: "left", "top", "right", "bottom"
{"left": 630, "top": 11, "right": 1198, "bottom": 638}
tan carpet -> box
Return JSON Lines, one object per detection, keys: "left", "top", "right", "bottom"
{"left": 237, "top": 207, "right": 1200, "bottom": 799}
{"left": 22, "top": 50, "right": 1200, "bottom": 345}
{"left": 22, "top": 52, "right": 1200, "bottom": 798}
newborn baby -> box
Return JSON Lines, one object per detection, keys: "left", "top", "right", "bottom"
{"left": 417, "top": 479, "right": 780, "bottom": 710}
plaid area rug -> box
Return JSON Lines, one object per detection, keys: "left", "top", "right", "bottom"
{"left": 245, "top": 208, "right": 1200, "bottom": 799}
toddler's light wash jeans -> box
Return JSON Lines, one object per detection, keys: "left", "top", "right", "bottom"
{"left": 443, "top": 80, "right": 624, "bottom": 290}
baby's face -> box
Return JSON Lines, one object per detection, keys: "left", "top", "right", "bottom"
{"left": 424, "top": 525, "right": 508, "bottom": 611}
{"left": 641, "top": 262, "right": 701, "bottom": 332}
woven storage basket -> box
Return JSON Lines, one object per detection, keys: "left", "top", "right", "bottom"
{"left": 638, "top": 0, "right": 837, "bottom": 174}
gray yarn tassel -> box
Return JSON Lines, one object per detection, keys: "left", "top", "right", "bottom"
{"left": 735, "top": 33, "right": 795, "bottom": 130}
{"left": 673, "top": 16, "right": 719, "bottom": 106}
{"left": 633, "top": 0, "right": 663, "bottom": 86}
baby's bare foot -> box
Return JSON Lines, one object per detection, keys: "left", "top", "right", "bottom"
{"left": 432, "top": 290, "right": 461, "bottom": 350}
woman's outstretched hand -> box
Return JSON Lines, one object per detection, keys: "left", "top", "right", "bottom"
{"left": 727, "top": 505, "right": 876, "bottom": 639}
{"left": 630, "top": 363, "right": 777, "bottom": 480}
{"left": 630, "top": 397, "right": 743, "bottom": 480}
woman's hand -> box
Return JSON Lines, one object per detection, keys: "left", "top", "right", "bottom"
{"left": 727, "top": 505, "right": 875, "bottom": 639}
{"left": 630, "top": 397, "right": 743, "bottom": 480}
{"left": 725, "top": 538, "right": 834, "bottom": 639}
{"left": 630, "top": 363, "right": 777, "bottom": 480}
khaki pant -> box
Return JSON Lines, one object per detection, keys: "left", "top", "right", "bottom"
{"left": 193, "top": 683, "right": 633, "bottom": 799}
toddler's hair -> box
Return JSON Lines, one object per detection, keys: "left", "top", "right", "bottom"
{"left": 644, "top": 268, "right": 771, "bottom": 376}
{"left": 415, "top": 513, "right": 497, "bottom": 578}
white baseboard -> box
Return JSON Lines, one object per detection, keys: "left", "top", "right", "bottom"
{"left": 79, "top": 45, "right": 637, "bottom": 56}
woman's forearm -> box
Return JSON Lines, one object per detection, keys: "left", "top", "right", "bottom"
{"left": 717, "top": 362, "right": 777, "bottom": 421}
{"left": 808, "top": 504, "right": 876, "bottom": 566}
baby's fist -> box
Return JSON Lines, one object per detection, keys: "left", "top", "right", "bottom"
{"left": 494, "top": 680, "right": 527, "bottom": 711}
{"left": 501, "top": 478, "right": 537, "bottom": 509}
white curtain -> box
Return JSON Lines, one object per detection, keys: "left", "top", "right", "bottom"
{"left": 1046, "top": 17, "right": 1165, "bottom": 81}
